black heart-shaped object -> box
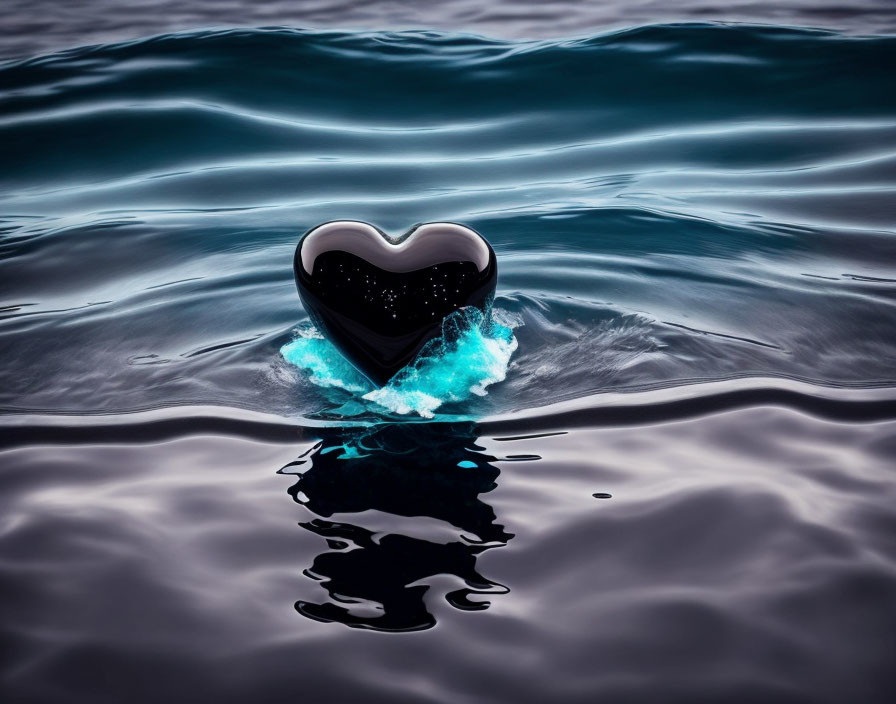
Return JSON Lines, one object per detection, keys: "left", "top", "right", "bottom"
{"left": 294, "top": 221, "right": 497, "bottom": 386}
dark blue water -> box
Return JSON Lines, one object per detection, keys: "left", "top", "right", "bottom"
{"left": 2, "top": 18, "right": 896, "bottom": 704}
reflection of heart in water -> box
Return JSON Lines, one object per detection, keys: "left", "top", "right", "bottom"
{"left": 294, "top": 221, "right": 498, "bottom": 386}
{"left": 279, "top": 422, "right": 513, "bottom": 632}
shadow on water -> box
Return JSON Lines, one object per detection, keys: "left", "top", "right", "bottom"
{"left": 278, "top": 422, "right": 513, "bottom": 632}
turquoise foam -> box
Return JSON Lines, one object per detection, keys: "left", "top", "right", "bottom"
{"left": 281, "top": 307, "right": 517, "bottom": 418}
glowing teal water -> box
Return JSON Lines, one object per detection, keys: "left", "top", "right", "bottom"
{"left": 280, "top": 307, "right": 517, "bottom": 418}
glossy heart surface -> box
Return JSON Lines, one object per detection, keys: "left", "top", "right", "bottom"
{"left": 294, "top": 221, "right": 498, "bottom": 385}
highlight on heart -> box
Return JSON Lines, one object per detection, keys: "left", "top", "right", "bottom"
{"left": 281, "top": 220, "right": 517, "bottom": 417}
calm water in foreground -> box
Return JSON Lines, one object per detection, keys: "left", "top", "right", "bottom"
{"left": 1, "top": 6, "right": 896, "bottom": 703}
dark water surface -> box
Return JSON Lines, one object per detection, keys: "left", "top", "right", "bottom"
{"left": 3, "top": 0, "right": 896, "bottom": 58}
{"left": 2, "top": 15, "right": 896, "bottom": 704}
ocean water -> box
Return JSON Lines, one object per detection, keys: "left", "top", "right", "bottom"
{"left": 2, "top": 11, "right": 896, "bottom": 704}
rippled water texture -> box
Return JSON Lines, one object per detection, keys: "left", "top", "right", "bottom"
{"left": 2, "top": 19, "right": 896, "bottom": 704}
{"left": 3, "top": 0, "right": 896, "bottom": 57}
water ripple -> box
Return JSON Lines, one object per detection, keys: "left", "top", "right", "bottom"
{"left": 2, "top": 22, "right": 896, "bottom": 702}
